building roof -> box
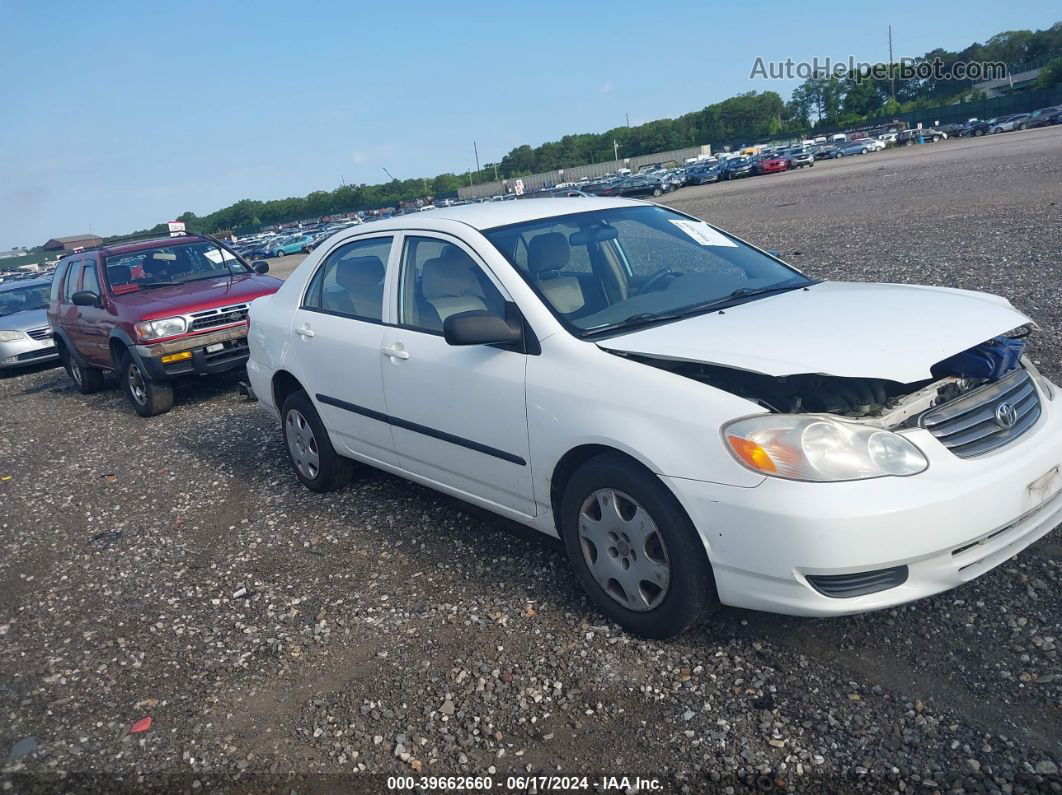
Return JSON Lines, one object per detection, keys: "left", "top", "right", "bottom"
{"left": 49, "top": 234, "right": 102, "bottom": 243}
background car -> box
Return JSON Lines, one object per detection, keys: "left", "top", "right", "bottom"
{"left": 832, "top": 140, "right": 874, "bottom": 157}
{"left": 719, "top": 157, "right": 753, "bottom": 179}
{"left": 0, "top": 277, "right": 58, "bottom": 371}
{"left": 1025, "top": 106, "right": 1061, "bottom": 128}
{"left": 784, "top": 148, "right": 815, "bottom": 169}
{"left": 599, "top": 175, "right": 670, "bottom": 198}
{"left": 272, "top": 235, "right": 314, "bottom": 257}
{"left": 991, "top": 114, "right": 1028, "bottom": 133}
{"left": 752, "top": 154, "right": 788, "bottom": 175}
{"left": 685, "top": 164, "right": 722, "bottom": 184}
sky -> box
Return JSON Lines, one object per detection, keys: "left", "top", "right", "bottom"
{"left": 0, "top": 0, "right": 1058, "bottom": 249}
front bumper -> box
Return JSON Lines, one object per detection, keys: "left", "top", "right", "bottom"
{"left": 134, "top": 325, "right": 250, "bottom": 380}
{"left": 0, "top": 335, "right": 59, "bottom": 369}
{"left": 666, "top": 381, "right": 1062, "bottom": 616}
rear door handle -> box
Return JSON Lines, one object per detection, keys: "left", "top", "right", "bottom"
{"left": 381, "top": 345, "right": 409, "bottom": 360}
{"left": 295, "top": 326, "right": 315, "bottom": 338}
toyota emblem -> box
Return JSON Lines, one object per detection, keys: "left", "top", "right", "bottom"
{"left": 995, "top": 402, "right": 1018, "bottom": 429}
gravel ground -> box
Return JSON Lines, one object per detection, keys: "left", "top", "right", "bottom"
{"left": 1, "top": 128, "right": 1060, "bottom": 794}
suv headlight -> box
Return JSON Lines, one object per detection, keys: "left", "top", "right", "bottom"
{"left": 134, "top": 316, "right": 187, "bottom": 341}
{"left": 724, "top": 415, "right": 928, "bottom": 482}
{"left": 0, "top": 330, "right": 27, "bottom": 342}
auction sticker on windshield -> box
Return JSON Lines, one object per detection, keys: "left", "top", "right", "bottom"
{"left": 669, "top": 219, "right": 737, "bottom": 247}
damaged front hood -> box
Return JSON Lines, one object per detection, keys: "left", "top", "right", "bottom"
{"left": 598, "top": 281, "right": 1033, "bottom": 383}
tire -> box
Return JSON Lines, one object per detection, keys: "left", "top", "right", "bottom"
{"left": 975, "top": 129, "right": 984, "bottom": 136}
{"left": 281, "top": 390, "right": 352, "bottom": 492}
{"left": 1019, "top": 123, "right": 1027, "bottom": 130}
{"left": 560, "top": 453, "right": 719, "bottom": 638}
{"left": 275, "top": 250, "right": 285, "bottom": 257}
{"left": 993, "top": 128, "right": 1003, "bottom": 134}
{"left": 63, "top": 348, "right": 105, "bottom": 394}
{"left": 120, "top": 351, "right": 174, "bottom": 417}
{"left": 652, "top": 187, "right": 662, "bottom": 197}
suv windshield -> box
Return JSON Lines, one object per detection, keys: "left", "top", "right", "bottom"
{"left": 0, "top": 283, "right": 49, "bottom": 317}
{"left": 104, "top": 240, "right": 250, "bottom": 293}
{"left": 484, "top": 205, "right": 812, "bottom": 337}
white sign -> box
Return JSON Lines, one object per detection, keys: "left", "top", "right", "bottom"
{"left": 669, "top": 219, "right": 737, "bottom": 247}
{"left": 168, "top": 220, "right": 186, "bottom": 237}
{"left": 513, "top": 179, "right": 525, "bottom": 196}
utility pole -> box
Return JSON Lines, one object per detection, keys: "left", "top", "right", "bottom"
{"left": 473, "top": 141, "right": 480, "bottom": 172}
{"left": 382, "top": 167, "right": 396, "bottom": 181}
{"left": 492, "top": 163, "right": 499, "bottom": 180}
{"left": 625, "top": 112, "right": 630, "bottom": 128}
{"left": 888, "top": 25, "right": 896, "bottom": 101}
{"left": 613, "top": 140, "right": 619, "bottom": 161}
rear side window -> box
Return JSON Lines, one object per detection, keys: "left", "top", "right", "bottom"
{"left": 303, "top": 236, "right": 393, "bottom": 322}
{"left": 50, "top": 261, "right": 70, "bottom": 302}
{"left": 62, "top": 261, "right": 82, "bottom": 302}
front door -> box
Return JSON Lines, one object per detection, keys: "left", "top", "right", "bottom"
{"left": 290, "top": 235, "right": 397, "bottom": 467}
{"left": 380, "top": 233, "right": 534, "bottom": 516}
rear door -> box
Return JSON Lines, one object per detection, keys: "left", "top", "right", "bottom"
{"left": 290, "top": 234, "right": 397, "bottom": 466}
{"left": 56, "top": 259, "right": 85, "bottom": 353}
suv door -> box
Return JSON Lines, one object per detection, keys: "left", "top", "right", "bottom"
{"left": 379, "top": 233, "right": 534, "bottom": 516}
{"left": 55, "top": 259, "right": 84, "bottom": 352}
{"left": 74, "top": 258, "right": 112, "bottom": 367}
{"left": 292, "top": 235, "right": 397, "bottom": 466}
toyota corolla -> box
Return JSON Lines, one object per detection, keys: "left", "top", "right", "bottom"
{"left": 245, "top": 198, "right": 1061, "bottom": 638}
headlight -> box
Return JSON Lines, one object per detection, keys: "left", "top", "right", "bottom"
{"left": 134, "top": 316, "right": 187, "bottom": 341}
{"left": 1022, "top": 356, "right": 1055, "bottom": 401}
{"left": 0, "top": 330, "right": 27, "bottom": 342}
{"left": 723, "top": 415, "right": 928, "bottom": 482}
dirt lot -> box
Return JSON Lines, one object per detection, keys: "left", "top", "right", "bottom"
{"left": 2, "top": 128, "right": 1060, "bottom": 794}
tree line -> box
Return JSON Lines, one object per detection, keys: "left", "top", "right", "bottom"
{"left": 121, "top": 22, "right": 1060, "bottom": 238}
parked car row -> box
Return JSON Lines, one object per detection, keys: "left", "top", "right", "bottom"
{"left": 958, "top": 106, "right": 1062, "bottom": 136}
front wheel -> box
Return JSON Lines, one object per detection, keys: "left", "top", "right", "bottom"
{"left": 652, "top": 187, "right": 663, "bottom": 197}
{"left": 561, "top": 454, "right": 719, "bottom": 638}
{"left": 120, "top": 352, "right": 174, "bottom": 416}
{"left": 282, "top": 390, "right": 352, "bottom": 492}
{"left": 275, "top": 250, "right": 286, "bottom": 257}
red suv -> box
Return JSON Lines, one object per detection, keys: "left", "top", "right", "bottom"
{"left": 48, "top": 233, "right": 282, "bottom": 416}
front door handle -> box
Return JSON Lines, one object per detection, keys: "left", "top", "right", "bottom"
{"left": 381, "top": 345, "right": 409, "bottom": 360}
{"left": 295, "top": 326, "right": 315, "bottom": 338}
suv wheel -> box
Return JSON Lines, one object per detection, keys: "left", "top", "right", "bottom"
{"left": 560, "top": 453, "right": 719, "bottom": 638}
{"left": 282, "top": 390, "right": 352, "bottom": 492}
{"left": 63, "top": 349, "right": 105, "bottom": 394}
{"left": 120, "top": 351, "right": 174, "bottom": 417}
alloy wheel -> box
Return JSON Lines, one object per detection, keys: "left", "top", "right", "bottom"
{"left": 286, "top": 409, "right": 320, "bottom": 480}
{"left": 127, "top": 362, "right": 148, "bottom": 405}
{"left": 578, "top": 488, "right": 671, "bottom": 612}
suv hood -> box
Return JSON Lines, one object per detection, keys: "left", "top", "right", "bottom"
{"left": 114, "top": 274, "right": 283, "bottom": 320}
{"left": 598, "top": 281, "right": 1033, "bottom": 383}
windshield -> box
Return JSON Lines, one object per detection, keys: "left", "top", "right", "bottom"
{"left": 483, "top": 205, "right": 812, "bottom": 337}
{"left": 104, "top": 241, "right": 251, "bottom": 293}
{"left": 0, "top": 284, "right": 49, "bottom": 317}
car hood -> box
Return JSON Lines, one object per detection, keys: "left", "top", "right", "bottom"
{"left": 113, "top": 274, "right": 283, "bottom": 320}
{"left": 597, "top": 281, "right": 1034, "bottom": 383}
{"left": 0, "top": 307, "right": 50, "bottom": 332}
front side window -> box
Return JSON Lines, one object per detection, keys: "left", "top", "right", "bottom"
{"left": 397, "top": 236, "right": 506, "bottom": 334}
{"left": 104, "top": 241, "right": 250, "bottom": 294}
{"left": 483, "top": 205, "right": 812, "bottom": 337}
{"left": 81, "top": 263, "right": 101, "bottom": 296}
{"left": 303, "top": 236, "right": 392, "bottom": 321}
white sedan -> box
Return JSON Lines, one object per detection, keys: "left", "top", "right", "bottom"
{"left": 246, "top": 198, "right": 1062, "bottom": 638}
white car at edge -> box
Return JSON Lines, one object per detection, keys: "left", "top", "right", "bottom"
{"left": 246, "top": 197, "right": 1062, "bottom": 638}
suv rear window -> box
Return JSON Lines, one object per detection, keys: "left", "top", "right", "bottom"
{"left": 104, "top": 241, "right": 250, "bottom": 294}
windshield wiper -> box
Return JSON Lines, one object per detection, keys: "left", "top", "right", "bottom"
{"left": 580, "top": 311, "right": 684, "bottom": 337}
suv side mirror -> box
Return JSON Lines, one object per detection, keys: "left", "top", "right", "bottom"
{"left": 444, "top": 307, "right": 522, "bottom": 347}
{"left": 72, "top": 291, "right": 101, "bottom": 308}
{"left": 252, "top": 261, "right": 270, "bottom": 274}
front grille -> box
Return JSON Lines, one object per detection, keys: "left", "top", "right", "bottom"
{"left": 27, "top": 327, "right": 52, "bottom": 340}
{"left": 189, "top": 304, "right": 249, "bottom": 332}
{"left": 807, "top": 566, "right": 909, "bottom": 598}
{"left": 922, "top": 369, "right": 1041, "bottom": 458}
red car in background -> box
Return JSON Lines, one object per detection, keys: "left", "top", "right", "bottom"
{"left": 48, "top": 233, "right": 282, "bottom": 416}
{"left": 753, "top": 154, "right": 789, "bottom": 175}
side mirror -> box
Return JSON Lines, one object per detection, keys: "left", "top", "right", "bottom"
{"left": 72, "top": 291, "right": 101, "bottom": 308}
{"left": 443, "top": 307, "right": 522, "bottom": 347}
{"left": 253, "top": 261, "right": 270, "bottom": 274}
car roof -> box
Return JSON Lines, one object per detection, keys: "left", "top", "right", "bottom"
{"left": 360, "top": 197, "right": 645, "bottom": 232}
{"left": 0, "top": 276, "right": 51, "bottom": 292}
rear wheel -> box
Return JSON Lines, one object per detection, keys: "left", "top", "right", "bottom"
{"left": 63, "top": 348, "right": 105, "bottom": 394}
{"left": 120, "top": 351, "right": 173, "bottom": 417}
{"left": 281, "top": 390, "right": 352, "bottom": 492}
{"left": 652, "top": 187, "right": 662, "bottom": 197}
{"left": 560, "top": 453, "right": 719, "bottom": 638}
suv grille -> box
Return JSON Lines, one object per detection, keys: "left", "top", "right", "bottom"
{"left": 27, "top": 327, "right": 52, "bottom": 341}
{"left": 189, "top": 304, "right": 249, "bottom": 332}
{"left": 922, "top": 368, "right": 1041, "bottom": 458}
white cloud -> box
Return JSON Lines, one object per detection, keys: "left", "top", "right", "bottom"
{"left": 599, "top": 81, "right": 614, "bottom": 94}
